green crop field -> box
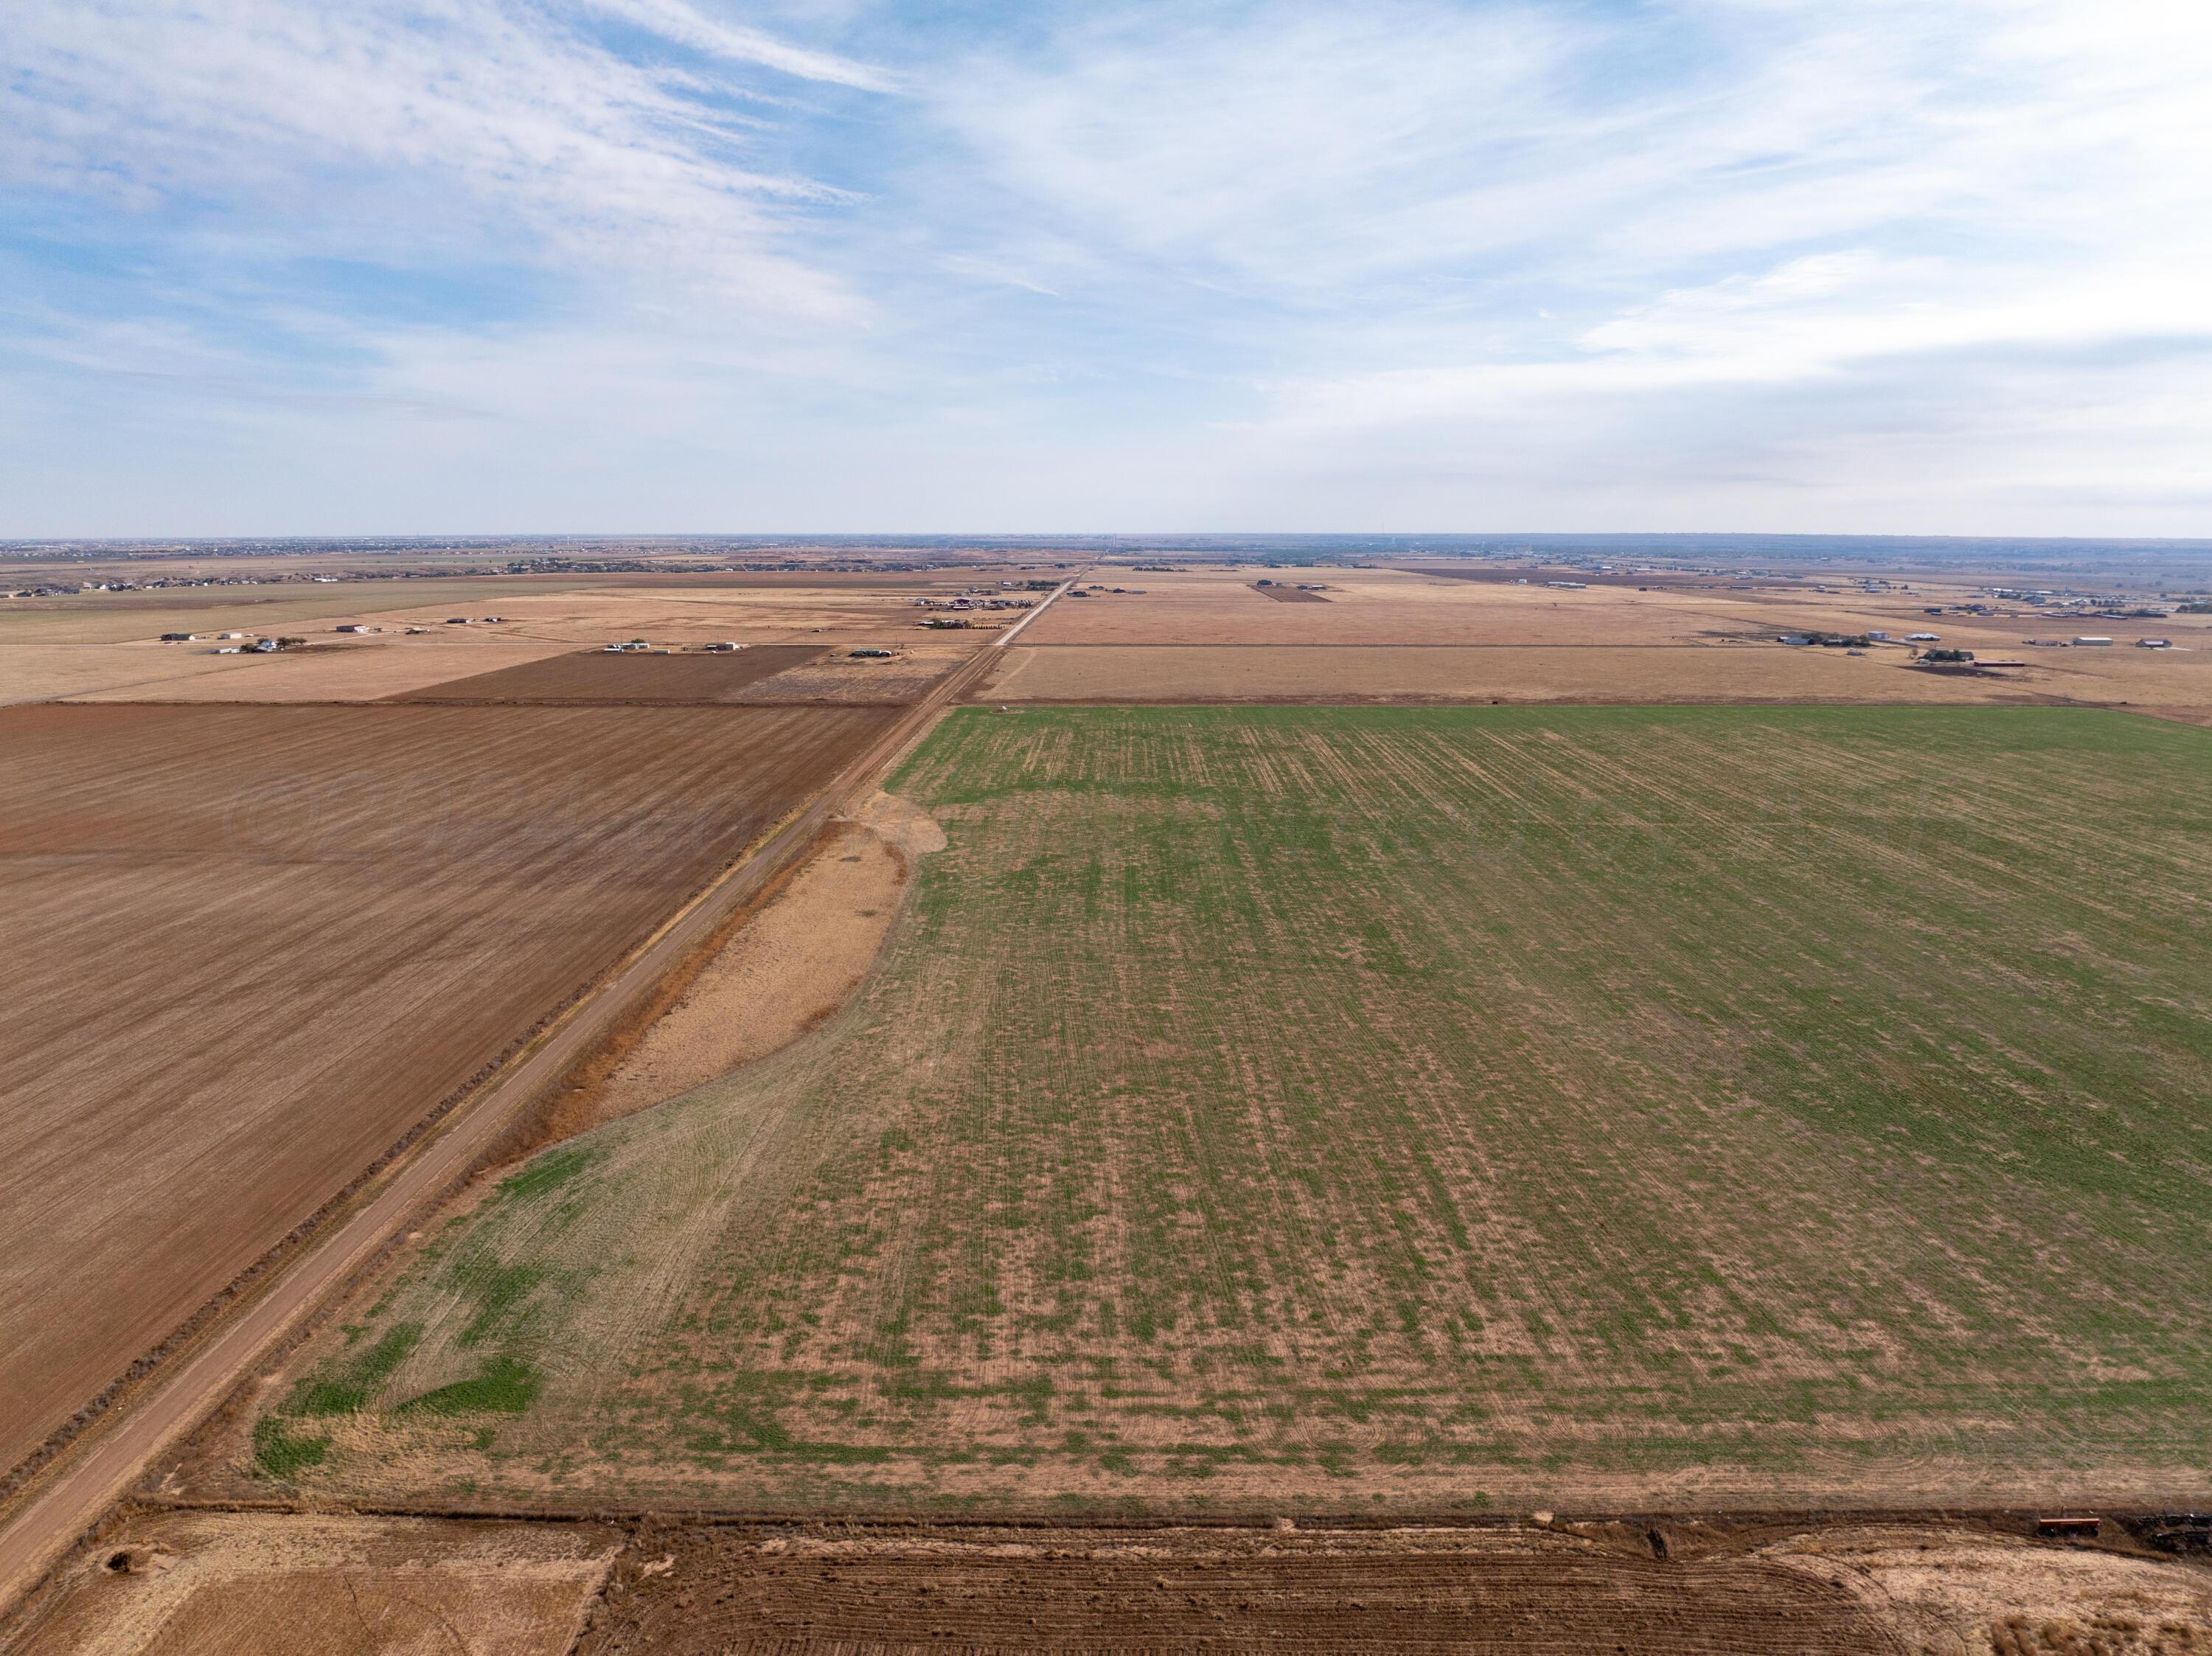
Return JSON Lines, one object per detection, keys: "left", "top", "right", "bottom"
{"left": 252, "top": 706, "right": 2212, "bottom": 1513}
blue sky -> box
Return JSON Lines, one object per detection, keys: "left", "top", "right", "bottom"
{"left": 4, "top": 0, "right": 2209, "bottom": 535}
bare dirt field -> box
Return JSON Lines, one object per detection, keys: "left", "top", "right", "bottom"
{"left": 577, "top": 1521, "right": 2212, "bottom": 1656}
{"left": 1014, "top": 568, "right": 2212, "bottom": 711}
{"left": 222, "top": 706, "right": 2212, "bottom": 1517}
{"left": 1251, "top": 582, "right": 1330, "bottom": 602}
{"left": 14, "top": 1513, "right": 2209, "bottom": 1655}
{"left": 397, "top": 645, "right": 825, "bottom": 703}
{"left": 0, "top": 700, "right": 900, "bottom": 1480}
{"left": 1026, "top": 566, "right": 1815, "bottom": 646}
{"left": 578, "top": 1522, "right": 1889, "bottom": 1654}
{"left": 982, "top": 644, "right": 2079, "bottom": 706}
{"left": 569, "top": 582, "right": 994, "bottom": 649}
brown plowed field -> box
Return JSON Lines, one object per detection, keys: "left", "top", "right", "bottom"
{"left": 578, "top": 1525, "right": 1891, "bottom": 1655}
{"left": 396, "top": 645, "right": 825, "bottom": 703}
{"left": 0, "top": 700, "right": 899, "bottom": 1480}
{"left": 1251, "top": 583, "right": 1329, "bottom": 602}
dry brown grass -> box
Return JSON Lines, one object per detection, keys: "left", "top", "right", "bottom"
{"left": 3, "top": 1511, "right": 618, "bottom": 1656}
{"left": 1761, "top": 1527, "right": 2212, "bottom": 1655}
{"left": 731, "top": 647, "right": 975, "bottom": 706}
{"left": 557, "top": 794, "right": 944, "bottom": 1138}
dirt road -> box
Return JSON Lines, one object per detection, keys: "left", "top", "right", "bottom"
{"left": 990, "top": 580, "right": 1073, "bottom": 647}
{"left": 0, "top": 580, "right": 1074, "bottom": 1615}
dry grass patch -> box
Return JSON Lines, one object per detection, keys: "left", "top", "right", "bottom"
{"left": 550, "top": 793, "right": 945, "bottom": 1140}
{"left": 731, "top": 647, "right": 977, "bottom": 706}
{"left": 3, "top": 1511, "right": 618, "bottom": 1656}
{"left": 1761, "top": 1526, "right": 2212, "bottom": 1655}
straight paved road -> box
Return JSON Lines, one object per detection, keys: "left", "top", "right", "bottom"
{"left": 0, "top": 576, "right": 1074, "bottom": 1615}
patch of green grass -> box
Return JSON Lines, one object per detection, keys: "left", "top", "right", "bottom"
{"left": 498, "top": 1144, "right": 599, "bottom": 1202}
{"left": 451, "top": 1261, "right": 549, "bottom": 1349}
{"left": 252, "top": 1418, "right": 330, "bottom": 1479}
{"left": 394, "top": 1355, "right": 540, "bottom": 1417}
{"left": 288, "top": 1322, "right": 422, "bottom": 1416}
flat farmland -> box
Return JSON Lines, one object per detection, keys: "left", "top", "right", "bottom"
{"left": 32, "top": 638, "right": 590, "bottom": 706}
{"left": 399, "top": 642, "right": 976, "bottom": 708}
{"left": 1023, "top": 567, "right": 1811, "bottom": 646}
{"left": 982, "top": 644, "right": 2062, "bottom": 706}
{"left": 235, "top": 706, "right": 2212, "bottom": 1515}
{"left": 0, "top": 580, "right": 587, "bottom": 706}
{"left": 3, "top": 573, "right": 1001, "bottom": 704}
{"left": 397, "top": 646, "right": 824, "bottom": 703}
{"left": 1017, "top": 568, "right": 2212, "bottom": 711}
{"left": 730, "top": 645, "right": 975, "bottom": 706}
{"left": 0, "top": 700, "right": 899, "bottom": 1478}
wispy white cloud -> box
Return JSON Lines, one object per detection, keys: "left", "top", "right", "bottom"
{"left": 908, "top": 0, "right": 2212, "bottom": 528}
{"left": 579, "top": 0, "right": 899, "bottom": 91}
{"left": 1264, "top": 247, "right": 2212, "bottom": 434}
{"left": 934, "top": 0, "right": 2212, "bottom": 299}
{"left": 932, "top": 2, "right": 1585, "bottom": 290}
{"left": 2, "top": 0, "right": 2209, "bottom": 533}
{"left": 1, "top": 0, "right": 890, "bottom": 312}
